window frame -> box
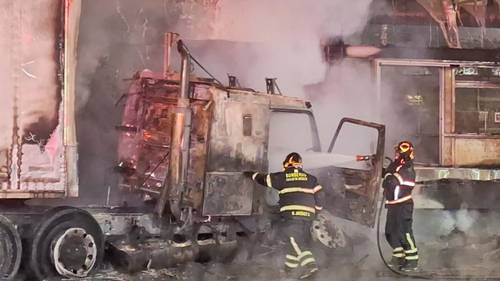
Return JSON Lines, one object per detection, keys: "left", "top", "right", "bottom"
{"left": 269, "top": 109, "right": 322, "bottom": 152}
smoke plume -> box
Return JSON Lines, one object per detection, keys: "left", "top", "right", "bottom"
{"left": 190, "top": 0, "right": 373, "bottom": 96}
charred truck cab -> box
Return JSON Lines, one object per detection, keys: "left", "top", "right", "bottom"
{"left": 113, "top": 36, "right": 386, "bottom": 268}
{"left": 0, "top": 13, "right": 385, "bottom": 280}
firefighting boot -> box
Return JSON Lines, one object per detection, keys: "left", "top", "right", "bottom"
{"left": 388, "top": 256, "right": 405, "bottom": 269}
{"left": 298, "top": 263, "right": 319, "bottom": 280}
{"left": 400, "top": 259, "right": 420, "bottom": 273}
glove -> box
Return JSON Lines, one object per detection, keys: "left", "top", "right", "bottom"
{"left": 243, "top": 171, "right": 255, "bottom": 179}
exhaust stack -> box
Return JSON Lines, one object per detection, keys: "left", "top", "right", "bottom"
{"left": 163, "top": 32, "right": 180, "bottom": 77}
{"left": 156, "top": 40, "right": 192, "bottom": 220}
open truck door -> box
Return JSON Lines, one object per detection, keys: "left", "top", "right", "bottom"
{"left": 314, "top": 118, "right": 385, "bottom": 227}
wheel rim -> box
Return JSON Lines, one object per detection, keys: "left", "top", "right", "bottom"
{"left": 52, "top": 227, "right": 97, "bottom": 277}
{"left": 29, "top": 207, "right": 104, "bottom": 279}
{"left": 0, "top": 215, "right": 22, "bottom": 280}
{"left": 311, "top": 213, "right": 347, "bottom": 248}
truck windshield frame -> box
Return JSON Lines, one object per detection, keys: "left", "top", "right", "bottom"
{"left": 269, "top": 109, "right": 322, "bottom": 153}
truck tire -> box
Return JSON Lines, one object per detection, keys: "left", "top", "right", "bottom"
{"left": 27, "top": 207, "right": 104, "bottom": 280}
{"left": 310, "top": 211, "right": 354, "bottom": 267}
{"left": 0, "top": 215, "right": 22, "bottom": 280}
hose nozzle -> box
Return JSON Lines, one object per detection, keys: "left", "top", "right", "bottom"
{"left": 356, "top": 155, "right": 373, "bottom": 161}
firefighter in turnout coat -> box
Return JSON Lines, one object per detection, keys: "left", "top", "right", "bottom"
{"left": 383, "top": 141, "right": 419, "bottom": 272}
{"left": 244, "top": 152, "right": 323, "bottom": 279}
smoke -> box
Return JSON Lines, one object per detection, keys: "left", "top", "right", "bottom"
{"left": 75, "top": 6, "right": 111, "bottom": 112}
{"left": 311, "top": 60, "right": 380, "bottom": 146}
{"left": 211, "top": 1, "right": 371, "bottom": 41}
{"left": 181, "top": 0, "right": 373, "bottom": 100}
{"left": 74, "top": 0, "right": 193, "bottom": 204}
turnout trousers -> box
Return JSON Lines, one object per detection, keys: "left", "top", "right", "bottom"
{"left": 385, "top": 202, "right": 419, "bottom": 265}
{"left": 281, "top": 219, "right": 318, "bottom": 278}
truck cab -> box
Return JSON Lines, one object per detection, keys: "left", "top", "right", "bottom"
{"left": 116, "top": 49, "right": 386, "bottom": 228}
{"left": 0, "top": 27, "right": 385, "bottom": 279}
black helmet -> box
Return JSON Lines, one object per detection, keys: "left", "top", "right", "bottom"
{"left": 283, "top": 152, "right": 303, "bottom": 168}
{"left": 395, "top": 141, "right": 415, "bottom": 161}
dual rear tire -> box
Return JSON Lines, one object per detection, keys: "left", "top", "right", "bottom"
{"left": 0, "top": 215, "right": 22, "bottom": 280}
{"left": 27, "top": 207, "right": 104, "bottom": 280}
{"left": 0, "top": 207, "right": 104, "bottom": 280}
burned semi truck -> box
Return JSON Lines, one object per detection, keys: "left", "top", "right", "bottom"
{"left": 0, "top": 1, "right": 386, "bottom": 280}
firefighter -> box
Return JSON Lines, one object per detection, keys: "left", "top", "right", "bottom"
{"left": 244, "top": 152, "right": 323, "bottom": 279}
{"left": 383, "top": 141, "right": 419, "bottom": 272}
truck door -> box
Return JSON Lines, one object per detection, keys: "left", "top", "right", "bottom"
{"left": 202, "top": 91, "right": 270, "bottom": 216}
{"left": 319, "top": 118, "right": 385, "bottom": 227}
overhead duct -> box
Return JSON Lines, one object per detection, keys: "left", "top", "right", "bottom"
{"left": 417, "top": 0, "right": 461, "bottom": 48}
{"left": 416, "top": 0, "right": 490, "bottom": 49}
{"left": 460, "top": 0, "right": 487, "bottom": 47}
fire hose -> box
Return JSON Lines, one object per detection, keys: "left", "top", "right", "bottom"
{"left": 356, "top": 155, "right": 492, "bottom": 280}
{"left": 355, "top": 154, "right": 430, "bottom": 278}
{"left": 375, "top": 193, "right": 431, "bottom": 280}
{"left": 374, "top": 183, "right": 500, "bottom": 280}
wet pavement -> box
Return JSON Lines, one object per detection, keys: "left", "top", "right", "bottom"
{"left": 14, "top": 252, "right": 500, "bottom": 281}
{"left": 51, "top": 263, "right": 500, "bottom": 281}
{"left": 13, "top": 220, "right": 500, "bottom": 281}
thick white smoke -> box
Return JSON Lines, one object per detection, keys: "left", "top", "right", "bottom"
{"left": 181, "top": 0, "right": 377, "bottom": 149}
{"left": 206, "top": 0, "right": 372, "bottom": 95}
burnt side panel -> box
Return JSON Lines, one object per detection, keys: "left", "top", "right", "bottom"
{"left": 0, "top": 0, "right": 67, "bottom": 197}
{"left": 203, "top": 91, "right": 269, "bottom": 216}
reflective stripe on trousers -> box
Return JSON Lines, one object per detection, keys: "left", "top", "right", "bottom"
{"left": 392, "top": 247, "right": 404, "bottom": 258}
{"left": 404, "top": 233, "right": 419, "bottom": 261}
{"left": 284, "top": 236, "right": 317, "bottom": 270}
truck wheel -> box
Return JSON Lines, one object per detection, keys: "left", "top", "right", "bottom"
{"left": 311, "top": 212, "right": 354, "bottom": 267}
{"left": 28, "top": 207, "right": 104, "bottom": 279}
{"left": 0, "top": 215, "right": 22, "bottom": 280}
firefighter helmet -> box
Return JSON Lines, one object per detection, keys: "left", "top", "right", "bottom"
{"left": 283, "top": 152, "right": 303, "bottom": 168}
{"left": 395, "top": 141, "right": 415, "bottom": 160}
